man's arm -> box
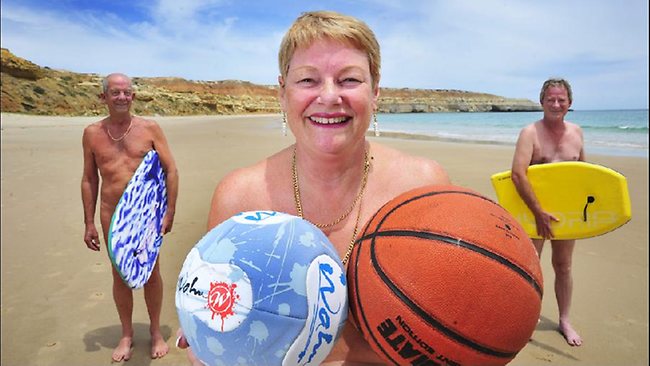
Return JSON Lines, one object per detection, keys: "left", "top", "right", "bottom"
{"left": 81, "top": 127, "right": 101, "bottom": 251}
{"left": 151, "top": 121, "right": 179, "bottom": 234}
{"left": 577, "top": 125, "right": 586, "bottom": 162}
{"left": 511, "top": 126, "right": 557, "bottom": 239}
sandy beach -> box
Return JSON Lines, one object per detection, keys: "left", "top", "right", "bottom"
{"left": 1, "top": 113, "right": 647, "bottom": 366}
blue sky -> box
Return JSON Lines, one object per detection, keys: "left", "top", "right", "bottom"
{"left": 1, "top": 0, "right": 648, "bottom": 110}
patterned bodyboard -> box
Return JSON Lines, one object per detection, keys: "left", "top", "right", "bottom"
{"left": 108, "top": 150, "right": 167, "bottom": 289}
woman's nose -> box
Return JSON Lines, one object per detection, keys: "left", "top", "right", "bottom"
{"left": 318, "top": 80, "right": 342, "bottom": 104}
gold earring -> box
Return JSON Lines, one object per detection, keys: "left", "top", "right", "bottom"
{"left": 282, "top": 112, "right": 287, "bottom": 137}
{"left": 373, "top": 113, "right": 380, "bottom": 137}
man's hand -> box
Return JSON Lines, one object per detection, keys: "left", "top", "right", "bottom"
{"left": 84, "top": 225, "right": 101, "bottom": 251}
{"left": 162, "top": 212, "right": 175, "bottom": 234}
{"left": 534, "top": 211, "right": 559, "bottom": 239}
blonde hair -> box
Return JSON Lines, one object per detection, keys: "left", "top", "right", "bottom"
{"left": 540, "top": 77, "right": 573, "bottom": 104}
{"left": 278, "top": 10, "right": 381, "bottom": 87}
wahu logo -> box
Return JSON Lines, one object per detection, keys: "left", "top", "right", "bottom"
{"left": 297, "top": 261, "right": 345, "bottom": 364}
{"left": 177, "top": 275, "right": 240, "bottom": 332}
{"left": 178, "top": 276, "right": 203, "bottom": 296}
{"left": 207, "top": 281, "right": 239, "bottom": 331}
{"left": 242, "top": 211, "right": 277, "bottom": 221}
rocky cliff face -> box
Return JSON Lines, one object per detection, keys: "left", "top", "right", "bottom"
{"left": 1, "top": 49, "right": 541, "bottom": 116}
{"left": 379, "top": 88, "right": 541, "bottom": 113}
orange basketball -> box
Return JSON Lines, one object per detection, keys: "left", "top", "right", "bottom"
{"left": 348, "top": 185, "right": 543, "bottom": 366}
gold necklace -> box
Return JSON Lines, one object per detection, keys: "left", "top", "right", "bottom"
{"left": 292, "top": 146, "right": 370, "bottom": 228}
{"left": 106, "top": 119, "right": 134, "bottom": 142}
{"left": 341, "top": 194, "right": 364, "bottom": 266}
{"left": 292, "top": 146, "right": 370, "bottom": 265}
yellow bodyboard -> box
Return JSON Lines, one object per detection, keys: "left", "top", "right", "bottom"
{"left": 491, "top": 162, "right": 631, "bottom": 240}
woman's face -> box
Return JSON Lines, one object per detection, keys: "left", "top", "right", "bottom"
{"left": 279, "top": 38, "right": 379, "bottom": 153}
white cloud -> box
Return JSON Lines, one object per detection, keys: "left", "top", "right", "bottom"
{"left": 0, "top": 1, "right": 281, "bottom": 82}
{"left": 368, "top": 0, "right": 648, "bottom": 109}
{"left": 1, "top": 0, "right": 647, "bottom": 109}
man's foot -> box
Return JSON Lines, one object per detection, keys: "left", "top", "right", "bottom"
{"left": 559, "top": 321, "right": 582, "bottom": 346}
{"left": 112, "top": 337, "right": 133, "bottom": 362}
{"left": 151, "top": 333, "right": 169, "bottom": 359}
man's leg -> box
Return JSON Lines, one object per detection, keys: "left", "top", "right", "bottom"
{"left": 102, "top": 209, "right": 135, "bottom": 362}
{"left": 531, "top": 238, "right": 544, "bottom": 327}
{"left": 111, "top": 265, "right": 135, "bottom": 361}
{"left": 532, "top": 238, "right": 545, "bottom": 257}
{"left": 551, "top": 240, "right": 582, "bottom": 346}
{"left": 144, "top": 259, "right": 169, "bottom": 358}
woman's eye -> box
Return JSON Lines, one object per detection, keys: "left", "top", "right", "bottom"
{"left": 341, "top": 78, "right": 361, "bottom": 86}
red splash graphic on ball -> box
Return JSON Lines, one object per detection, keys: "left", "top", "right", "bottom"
{"left": 207, "top": 281, "right": 239, "bottom": 331}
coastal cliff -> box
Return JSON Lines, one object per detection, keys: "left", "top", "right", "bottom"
{"left": 1, "top": 48, "right": 541, "bottom": 116}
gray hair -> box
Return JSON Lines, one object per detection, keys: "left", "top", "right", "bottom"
{"left": 102, "top": 73, "right": 132, "bottom": 93}
{"left": 540, "top": 77, "right": 573, "bottom": 104}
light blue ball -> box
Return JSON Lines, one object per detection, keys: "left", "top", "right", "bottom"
{"left": 176, "top": 211, "right": 348, "bottom": 366}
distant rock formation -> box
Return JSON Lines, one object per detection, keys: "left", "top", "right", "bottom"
{"left": 1, "top": 48, "right": 541, "bottom": 116}
{"left": 379, "top": 87, "right": 541, "bottom": 113}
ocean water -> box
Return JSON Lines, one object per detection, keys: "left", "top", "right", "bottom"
{"left": 376, "top": 110, "right": 648, "bottom": 158}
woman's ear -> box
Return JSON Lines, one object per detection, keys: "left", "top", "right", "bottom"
{"left": 278, "top": 75, "right": 286, "bottom": 110}
{"left": 372, "top": 76, "right": 381, "bottom": 106}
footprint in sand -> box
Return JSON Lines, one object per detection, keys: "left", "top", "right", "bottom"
{"left": 91, "top": 262, "right": 106, "bottom": 273}
{"left": 82, "top": 291, "right": 105, "bottom": 309}
{"left": 37, "top": 340, "right": 62, "bottom": 356}
{"left": 45, "top": 250, "right": 65, "bottom": 257}
{"left": 534, "top": 355, "right": 553, "bottom": 362}
{"left": 45, "top": 271, "right": 62, "bottom": 279}
{"left": 89, "top": 291, "right": 105, "bottom": 300}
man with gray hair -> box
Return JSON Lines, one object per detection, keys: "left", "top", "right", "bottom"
{"left": 81, "top": 73, "right": 179, "bottom": 361}
{"left": 511, "top": 77, "right": 584, "bottom": 346}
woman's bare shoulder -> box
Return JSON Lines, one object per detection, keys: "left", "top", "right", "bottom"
{"left": 215, "top": 159, "right": 268, "bottom": 201}
{"left": 210, "top": 148, "right": 292, "bottom": 221}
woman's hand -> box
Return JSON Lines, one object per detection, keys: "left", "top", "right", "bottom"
{"left": 175, "top": 328, "right": 203, "bottom": 366}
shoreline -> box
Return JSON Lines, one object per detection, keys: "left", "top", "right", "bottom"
{"left": 3, "top": 112, "right": 647, "bottom": 159}
{"left": 1, "top": 113, "right": 648, "bottom": 365}
{"left": 376, "top": 129, "right": 650, "bottom": 158}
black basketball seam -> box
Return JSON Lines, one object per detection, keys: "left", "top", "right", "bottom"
{"left": 362, "top": 189, "right": 543, "bottom": 297}
{"left": 370, "top": 190, "right": 516, "bottom": 359}
{"left": 359, "top": 230, "right": 543, "bottom": 298}
{"left": 350, "top": 234, "right": 402, "bottom": 365}
{"left": 369, "top": 241, "right": 517, "bottom": 359}
{"left": 348, "top": 186, "right": 392, "bottom": 355}
{"left": 349, "top": 198, "right": 397, "bottom": 363}
{"left": 360, "top": 189, "right": 529, "bottom": 360}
